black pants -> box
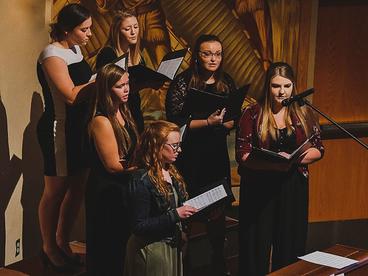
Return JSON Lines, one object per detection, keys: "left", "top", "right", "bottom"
{"left": 239, "top": 169, "right": 308, "bottom": 276}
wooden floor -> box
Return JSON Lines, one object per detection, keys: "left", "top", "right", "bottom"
{"left": 1, "top": 218, "right": 239, "bottom": 276}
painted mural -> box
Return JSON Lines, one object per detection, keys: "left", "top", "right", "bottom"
{"left": 52, "top": 0, "right": 302, "bottom": 186}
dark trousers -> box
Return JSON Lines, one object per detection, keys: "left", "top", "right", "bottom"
{"left": 239, "top": 169, "right": 308, "bottom": 276}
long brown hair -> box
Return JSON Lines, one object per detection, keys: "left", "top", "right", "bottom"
{"left": 89, "top": 63, "right": 138, "bottom": 158}
{"left": 258, "top": 62, "right": 316, "bottom": 142}
{"left": 188, "top": 34, "right": 230, "bottom": 94}
{"left": 133, "top": 121, "right": 188, "bottom": 200}
{"left": 105, "top": 11, "right": 141, "bottom": 65}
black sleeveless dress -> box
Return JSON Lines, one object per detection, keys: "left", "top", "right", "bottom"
{"left": 85, "top": 112, "right": 137, "bottom": 276}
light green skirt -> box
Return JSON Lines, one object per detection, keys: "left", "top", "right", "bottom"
{"left": 124, "top": 234, "right": 183, "bottom": 276}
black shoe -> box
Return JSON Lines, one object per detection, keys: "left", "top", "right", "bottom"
{"left": 40, "top": 249, "right": 76, "bottom": 273}
{"left": 59, "top": 249, "right": 83, "bottom": 266}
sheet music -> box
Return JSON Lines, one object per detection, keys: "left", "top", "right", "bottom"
{"left": 179, "top": 124, "right": 187, "bottom": 142}
{"left": 115, "top": 57, "right": 126, "bottom": 70}
{"left": 184, "top": 185, "right": 227, "bottom": 210}
{"left": 157, "top": 57, "right": 184, "bottom": 79}
{"left": 89, "top": 73, "right": 97, "bottom": 81}
{"left": 89, "top": 57, "right": 127, "bottom": 82}
{"left": 298, "top": 251, "right": 358, "bottom": 269}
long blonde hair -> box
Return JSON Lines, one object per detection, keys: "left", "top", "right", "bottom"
{"left": 89, "top": 64, "right": 138, "bottom": 158}
{"left": 133, "top": 121, "right": 188, "bottom": 200}
{"left": 258, "top": 62, "right": 316, "bottom": 142}
{"left": 105, "top": 11, "right": 141, "bottom": 65}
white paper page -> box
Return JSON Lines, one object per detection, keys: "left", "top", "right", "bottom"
{"left": 115, "top": 57, "right": 126, "bottom": 70}
{"left": 89, "top": 73, "right": 97, "bottom": 81}
{"left": 157, "top": 57, "right": 183, "bottom": 79}
{"left": 179, "top": 124, "right": 187, "bottom": 142}
{"left": 184, "top": 185, "right": 227, "bottom": 210}
{"left": 298, "top": 251, "right": 358, "bottom": 269}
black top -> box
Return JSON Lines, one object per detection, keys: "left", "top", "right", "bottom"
{"left": 270, "top": 128, "right": 297, "bottom": 154}
{"left": 96, "top": 46, "right": 145, "bottom": 133}
{"left": 165, "top": 69, "right": 237, "bottom": 196}
{"left": 129, "top": 170, "right": 186, "bottom": 245}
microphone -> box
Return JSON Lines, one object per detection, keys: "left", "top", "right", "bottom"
{"left": 281, "top": 88, "right": 314, "bottom": 107}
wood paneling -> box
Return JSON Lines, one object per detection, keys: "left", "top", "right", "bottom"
{"left": 309, "top": 138, "right": 368, "bottom": 222}
{"left": 308, "top": 0, "right": 368, "bottom": 222}
{"left": 313, "top": 0, "right": 368, "bottom": 124}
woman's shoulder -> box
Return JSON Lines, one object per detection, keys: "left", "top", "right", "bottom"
{"left": 175, "top": 68, "right": 192, "bottom": 82}
{"left": 98, "top": 46, "right": 116, "bottom": 57}
{"left": 222, "top": 72, "right": 237, "bottom": 89}
{"left": 96, "top": 46, "right": 117, "bottom": 70}
{"left": 38, "top": 44, "right": 83, "bottom": 65}
{"left": 90, "top": 115, "right": 112, "bottom": 131}
{"left": 242, "top": 101, "right": 261, "bottom": 117}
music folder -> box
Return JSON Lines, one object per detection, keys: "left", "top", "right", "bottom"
{"left": 244, "top": 135, "right": 315, "bottom": 172}
{"left": 128, "top": 48, "right": 188, "bottom": 83}
{"left": 184, "top": 84, "right": 249, "bottom": 121}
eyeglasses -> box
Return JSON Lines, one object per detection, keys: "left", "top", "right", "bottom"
{"left": 199, "top": 51, "right": 222, "bottom": 59}
{"left": 165, "top": 142, "right": 182, "bottom": 152}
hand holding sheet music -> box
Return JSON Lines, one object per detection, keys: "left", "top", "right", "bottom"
{"left": 183, "top": 185, "right": 227, "bottom": 211}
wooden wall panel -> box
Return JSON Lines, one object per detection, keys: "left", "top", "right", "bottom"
{"left": 309, "top": 0, "right": 368, "bottom": 222}
{"left": 309, "top": 138, "right": 368, "bottom": 222}
{"left": 313, "top": 0, "right": 368, "bottom": 124}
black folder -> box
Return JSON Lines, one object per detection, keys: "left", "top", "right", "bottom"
{"left": 244, "top": 135, "right": 315, "bottom": 172}
{"left": 184, "top": 84, "right": 250, "bottom": 121}
{"left": 128, "top": 48, "right": 188, "bottom": 83}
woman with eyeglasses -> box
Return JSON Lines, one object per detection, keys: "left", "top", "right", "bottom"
{"left": 165, "top": 34, "right": 236, "bottom": 276}
{"left": 85, "top": 63, "right": 138, "bottom": 275}
{"left": 124, "top": 120, "right": 197, "bottom": 276}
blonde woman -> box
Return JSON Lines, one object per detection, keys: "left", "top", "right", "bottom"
{"left": 236, "top": 62, "right": 324, "bottom": 275}
{"left": 96, "top": 11, "right": 145, "bottom": 132}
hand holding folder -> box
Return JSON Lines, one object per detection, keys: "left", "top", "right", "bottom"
{"left": 243, "top": 135, "right": 315, "bottom": 172}
{"left": 184, "top": 84, "right": 250, "bottom": 121}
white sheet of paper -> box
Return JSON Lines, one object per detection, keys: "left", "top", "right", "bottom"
{"left": 89, "top": 73, "right": 97, "bottom": 81}
{"left": 89, "top": 57, "right": 126, "bottom": 82}
{"left": 179, "top": 124, "right": 187, "bottom": 142}
{"left": 298, "top": 251, "right": 358, "bottom": 269}
{"left": 183, "top": 185, "right": 227, "bottom": 210}
{"left": 157, "top": 57, "right": 183, "bottom": 80}
{"left": 115, "top": 57, "right": 126, "bottom": 70}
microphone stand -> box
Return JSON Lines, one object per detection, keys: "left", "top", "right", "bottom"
{"left": 296, "top": 98, "right": 368, "bottom": 150}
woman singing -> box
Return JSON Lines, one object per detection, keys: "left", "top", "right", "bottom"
{"left": 36, "top": 3, "right": 93, "bottom": 272}
{"left": 166, "top": 34, "right": 236, "bottom": 276}
{"left": 236, "top": 62, "right": 324, "bottom": 275}
{"left": 85, "top": 64, "right": 138, "bottom": 275}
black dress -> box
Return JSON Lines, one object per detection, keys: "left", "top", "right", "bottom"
{"left": 37, "top": 44, "right": 92, "bottom": 176}
{"left": 165, "top": 69, "right": 236, "bottom": 275}
{"left": 85, "top": 112, "right": 137, "bottom": 276}
{"left": 96, "top": 46, "right": 145, "bottom": 133}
